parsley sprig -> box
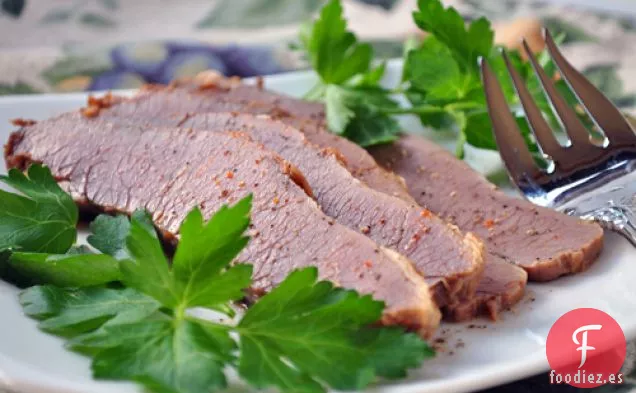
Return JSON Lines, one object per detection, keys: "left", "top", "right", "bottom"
{"left": 1, "top": 164, "right": 433, "bottom": 393}
{"left": 301, "top": 0, "right": 400, "bottom": 147}
{"left": 302, "top": 0, "right": 578, "bottom": 157}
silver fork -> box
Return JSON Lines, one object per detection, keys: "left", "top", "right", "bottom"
{"left": 480, "top": 29, "right": 636, "bottom": 245}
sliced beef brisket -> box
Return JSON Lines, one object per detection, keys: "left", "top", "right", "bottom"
{"left": 369, "top": 134, "right": 604, "bottom": 281}
{"left": 94, "top": 83, "right": 525, "bottom": 320}
{"left": 175, "top": 112, "right": 485, "bottom": 308}
{"left": 5, "top": 115, "right": 441, "bottom": 337}
{"left": 96, "top": 83, "right": 416, "bottom": 202}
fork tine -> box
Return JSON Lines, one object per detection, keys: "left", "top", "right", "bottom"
{"left": 502, "top": 49, "right": 565, "bottom": 162}
{"left": 544, "top": 30, "right": 636, "bottom": 147}
{"left": 480, "top": 58, "right": 541, "bottom": 183}
{"left": 522, "top": 39, "right": 592, "bottom": 147}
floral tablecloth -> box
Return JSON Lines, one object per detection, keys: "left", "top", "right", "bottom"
{"left": 1, "top": 0, "right": 636, "bottom": 392}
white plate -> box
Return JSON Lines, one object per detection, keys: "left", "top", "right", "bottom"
{"left": 0, "top": 61, "right": 635, "bottom": 393}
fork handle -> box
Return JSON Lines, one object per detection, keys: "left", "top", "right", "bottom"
{"left": 620, "top": 221, "right": 636, "bottom": 246}
{"left": 561, "top": 171, "right": 636, "bottom": 246}
{"left": 580, "top": 206, "right": 636, "bottom": 246}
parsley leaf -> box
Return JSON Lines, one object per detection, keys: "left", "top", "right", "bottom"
{"left": 301, "top": 0, "right": 399, "bottom": 146}
{"left": 20, "top": 285, "right": 161, "bottom": 337}
{"left": 172, "top": 196, "right": 252, "bottom": 313}
{"left": 343, "top": 104, "right": 400, "bottom": 146}
{"left": 360, "top": 327, "right": 435, "bottom": 379}
{"left": 3, "top": 210, "right": 126, "bottom": 288}
{"left": 306, "top": 0, "right": 372, "bottom": 84}
{"left": 461, "top": 111, "right": 497, "bottom": 151}
{"left": 324, "top": 84, "right": 356, "bottom": 134}
{"left": 405, "top": 37, "right": 470, "bottom": 101}
{"left": 87, "top": 214, "right": 131, "bottom": 259}
{"left": 25, "top": 285, "right": 235, "bottom": 393}
{"left": 412, "top": 0, "right": 493, "bottom": 71}
{"left": 118, "top": 197, "right": 253, "bottom": 316}
{"left": 118, "top": 210, "right": 180, "bottom": 308}
{"left": 6, "top": 252, "right": 120, "bottom": 287}
{"left": 89, "top": 320, "right": 232, "bottom": 393}
{"left": 323, "top": 84, "right": 400, "bottom": 146}
{"left": 349, "top": 62, "right": 387, "bottom": 87}
{"left": 0, "top": 165, "right": 120, "bottom": 288}
{"left": 0, "top": 164, "right": 77, "bottom": 253}
{"left": 236, "top": 267, "right": 432, "bottom": 392}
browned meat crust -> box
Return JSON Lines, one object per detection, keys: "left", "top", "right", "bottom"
{"left": 443, "top": 254, "right": 527, "bottom": 321}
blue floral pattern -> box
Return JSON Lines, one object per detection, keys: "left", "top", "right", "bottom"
{"left": 62, "top": 41, "right": 292, "bottom": 91}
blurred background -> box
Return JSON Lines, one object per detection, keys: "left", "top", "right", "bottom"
{"left": 1, "top": 0, "right": 636, "bottom": 116}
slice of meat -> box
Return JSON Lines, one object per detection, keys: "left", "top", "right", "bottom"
{"left": 175, "top": 112, "right": 484, "bottom": 309}
{"left": 92, "top": 84, "right": 522, "bottom": 320}
{"left": 369, "top": 134, "right": 604, "bottom": 281}
{"left": 96, "top": 83, "right": 416, "bottom": 202}
{"left": 5, "top": 116, "right": 441, "bottom": 337}
{"left": 444, "top": 255, "right": 527, "bottom": 321}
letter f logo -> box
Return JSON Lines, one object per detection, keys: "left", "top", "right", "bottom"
{"left": 572, "top": 324, "right": 602, "bottom": 368}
